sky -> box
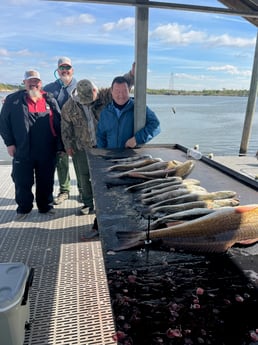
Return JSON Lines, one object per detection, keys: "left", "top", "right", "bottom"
{"left": 0, "top": 0, "right": 257, "bottom": 90}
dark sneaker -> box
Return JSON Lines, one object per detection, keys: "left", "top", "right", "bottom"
{"left": 38, "top": 208, "right": 55, "bottom": 215}
{"left": 54, "top": 192, "right": 69, "bottom": 205}
{"left": 89, "top": 207, "right": 95, "bottom": 215}
{"left": 15, "top": 213, "right": 29, "bottom": 221}
{"left": 82, "top": 230, "right": 99, "bottom": 239}
{"left": 92, "top": 217, "right": 98, "bottom": 230}
{"left": 79, "top": 206, "right": 95, "bottom": 215}
{"left": 45, "top": 208, "right": 56, "bottom": 215}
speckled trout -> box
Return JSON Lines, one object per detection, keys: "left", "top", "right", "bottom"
{"left": 126, "top": 176, "right": 184, "bottom": 192}
{"left": 109, "top": 154, "right": 153, "bottom": 163}
{"left": 140, "top": 178, "right": 200, "bottom": 196}
{"left": 113, "top": 160, "right": 182, "bottom": 177}
{"left": 107, "top": 158, "right": 163, "bottom": 171}
{"left": 114, "top": 205, "right": 258, "bottom": 253}
{"left": 116, "top": 160, "right": 195, "bottom": 180}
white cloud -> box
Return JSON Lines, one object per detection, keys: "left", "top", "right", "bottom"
{"left": 174, "top": 73, "right": 207, "bottom": 81}
{"left": 16, "top": 49, "right": 31, "bottom": 56}
{"left": 208, "top": 65, "right": 251, "bottom": 76}
{"left": 103, "top": 17, "right": 135, "bottom": 32}
{"left": 0, "top": 49, "right": 8, "bottom": 56}
{"left": 150, "top": 23, "right": 206, "bottom": 44}
{"left": 207, "top": 34, "right": 255, "bottom": 47}
{"left": 150, "top": 22, "right": 255, "bottom": 48}
{"left": 0, "top": 48, "right": 32, "bottom": 57}
{"left": 102, "top": 22, "right": 115, "bottom": 31}
{"left": 57, "top": 13, "right": 95, "bottom": 26}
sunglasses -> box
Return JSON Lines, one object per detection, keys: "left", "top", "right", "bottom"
{"left": 58, "top": 65, "right": 72, "bottom": 71}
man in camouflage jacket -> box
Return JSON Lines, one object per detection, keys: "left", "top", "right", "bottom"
{"left": 61, "top": 64, "right": 135, "bottom": 215}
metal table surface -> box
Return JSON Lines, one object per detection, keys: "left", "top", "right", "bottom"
{"left": 87, "top": 145, "right": 258, "bottom": 288}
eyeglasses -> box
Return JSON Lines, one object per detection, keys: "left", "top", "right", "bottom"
{"left": 58, "top": 65, "right": 72, "bottom": 71}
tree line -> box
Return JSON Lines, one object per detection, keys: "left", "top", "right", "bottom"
{"left": 146, "top": 88, "right": 249, "bottom": 97}
{"left": 0, "top": 83, "right": 249, "bottom": 97}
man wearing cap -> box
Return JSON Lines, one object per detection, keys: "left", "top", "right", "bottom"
{"left": 0, "top": 70, "right": 63, "bottom": 220}
{"left": 61, "top": 63, "right": 135, "bottom": 216}
{"left": 44, "top": 57, "right": 78, "bottom": 205}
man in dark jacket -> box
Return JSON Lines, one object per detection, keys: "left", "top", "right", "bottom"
{"left": 0, "top": 70, "right": 63, "bottom": 220}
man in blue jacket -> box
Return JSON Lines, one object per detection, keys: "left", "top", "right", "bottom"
{"left": 44, "top": 57, "right": 78, "bottom": 205}
{"left": 96, "top": 76, "right": 160, "bottom": 148}
{"left": 0, "top": 70, "right": 63, "bottom": 220}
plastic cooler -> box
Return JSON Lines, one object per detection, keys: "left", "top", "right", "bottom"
{"left": 0, "top": 262, "right": 34, "bottom": 345}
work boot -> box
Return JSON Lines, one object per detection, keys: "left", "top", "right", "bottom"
{"left": 79, "top": 205, "right": 95, "bottom": 215}
{"left": 54, "top": 192, "right": 69, "bottom": 205}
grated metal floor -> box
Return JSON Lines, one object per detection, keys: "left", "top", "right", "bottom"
{"left": 0, "top": 162, "right": 116, "bottom": 345}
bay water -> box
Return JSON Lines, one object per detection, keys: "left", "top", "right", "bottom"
{"left": 0, "top": 92, "right": 257, "bottom": 161}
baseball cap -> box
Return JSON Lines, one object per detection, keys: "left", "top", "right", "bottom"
{"left": 58, "top": 57, "right": 72, "bottom": 67}
{"left": 77, "top": 79, "right": 96, "bottom": 104}
{"left": 24, "top": 70, "right": 41, "bottom": 80}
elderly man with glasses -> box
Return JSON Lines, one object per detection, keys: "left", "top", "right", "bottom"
{"left": 0, "top": 70, "right": 63, "bottom": 220}
{"left": 44, "top": 57, "right": 80, "bottom": 206}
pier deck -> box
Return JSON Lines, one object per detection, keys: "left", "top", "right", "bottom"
{"left": 0, "top": 162, "right": 116, "bottom": 345}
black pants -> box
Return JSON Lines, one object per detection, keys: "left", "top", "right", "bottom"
{"left": 12, "top": 156, "right": 56, "bottom": 213}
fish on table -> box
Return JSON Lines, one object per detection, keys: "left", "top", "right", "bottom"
{"left": 141, "top": 185, "right": 207, "bottom": 205}
{"left": 108, "top": 154, "right": 153, "bottom": 163}
{"left": 125, "top": 176, "right": 184, "bottom": 192}
{"left": 139, "top": 178, "right": 200, "bottom": 196}
{"left": 112, "top": 160, "right": 182, "bottom": 177}
{"left": 115, "top": 160, "right": 195, "bottom": 180}
{"left": 106, "top": 157, "right": 163, "bottom": 171}
{"left": 149, "top": 207, "right": 217, "bottom": 229}
{"left": 113, "top": 205, "right": 258, "bottom": 253}
{"left": 148, "top": 190, "right": 238, "bottom": 210}
{"left": 149, "top": 198, "right": 240, "bottom": 218}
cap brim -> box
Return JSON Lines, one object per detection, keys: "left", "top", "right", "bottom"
{"left": 25, "top": 77, "right": 41, "bottom": 80}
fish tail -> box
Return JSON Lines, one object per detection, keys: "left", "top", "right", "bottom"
{"left": 113, "top": 231, "right": 146, "bottom": 251}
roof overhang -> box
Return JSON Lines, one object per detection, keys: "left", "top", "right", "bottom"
{"left": 47, "top": 0, "right": 258, "bottom": 27}
{"left": 218, "top": 0, "right": 258, "bottom": 27}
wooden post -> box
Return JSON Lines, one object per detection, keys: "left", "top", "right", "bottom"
{"left": 239, "top": 30, "right": 258, "bottom": 156}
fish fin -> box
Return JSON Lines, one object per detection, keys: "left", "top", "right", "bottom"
{"left": 236, "top": 238, "right": 258, "bottom": 245}
{"left": 235, "top": 204, "right": 258, "bottom": 213}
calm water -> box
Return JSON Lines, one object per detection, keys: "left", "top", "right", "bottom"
{"left": 0, "top": 92, "right": 257, "bottom": 161}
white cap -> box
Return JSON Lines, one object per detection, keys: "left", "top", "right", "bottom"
{"left": 58, "top": 57, "right": 72, "bottom": 67}
{"left": 24, "top": 70, "right": 41, "bottom": 80}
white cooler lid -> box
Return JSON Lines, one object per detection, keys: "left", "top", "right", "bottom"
{"left": 0, "top": 262, "right": 29, "bottom": 311}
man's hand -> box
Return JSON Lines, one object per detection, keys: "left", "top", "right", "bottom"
{"left": 66, "top": 148, "right": 75, "bottom": 157}
{"left": 125, "top": 137, "right": 137, "bottom": 148}
{"left": 131, "top": 62, "right": 136, "bottom": 76}
{"left": 7, "top": 145, "right": 16, "bottom": 157}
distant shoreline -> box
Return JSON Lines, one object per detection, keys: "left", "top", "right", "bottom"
{"left": 0, "top": 85, "right": 249, "bottom": 97}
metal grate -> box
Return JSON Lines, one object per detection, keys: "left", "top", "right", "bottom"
{"left": 0, "top": 164, "right": 116, "bottom": 345}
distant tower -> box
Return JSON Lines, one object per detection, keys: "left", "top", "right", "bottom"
{"left": 169, "top": 72, "right": 174, "bottom": 92}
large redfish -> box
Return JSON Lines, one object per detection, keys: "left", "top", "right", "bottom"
{"left": 114, "top": 205, "right": 258, "bottom": 253}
